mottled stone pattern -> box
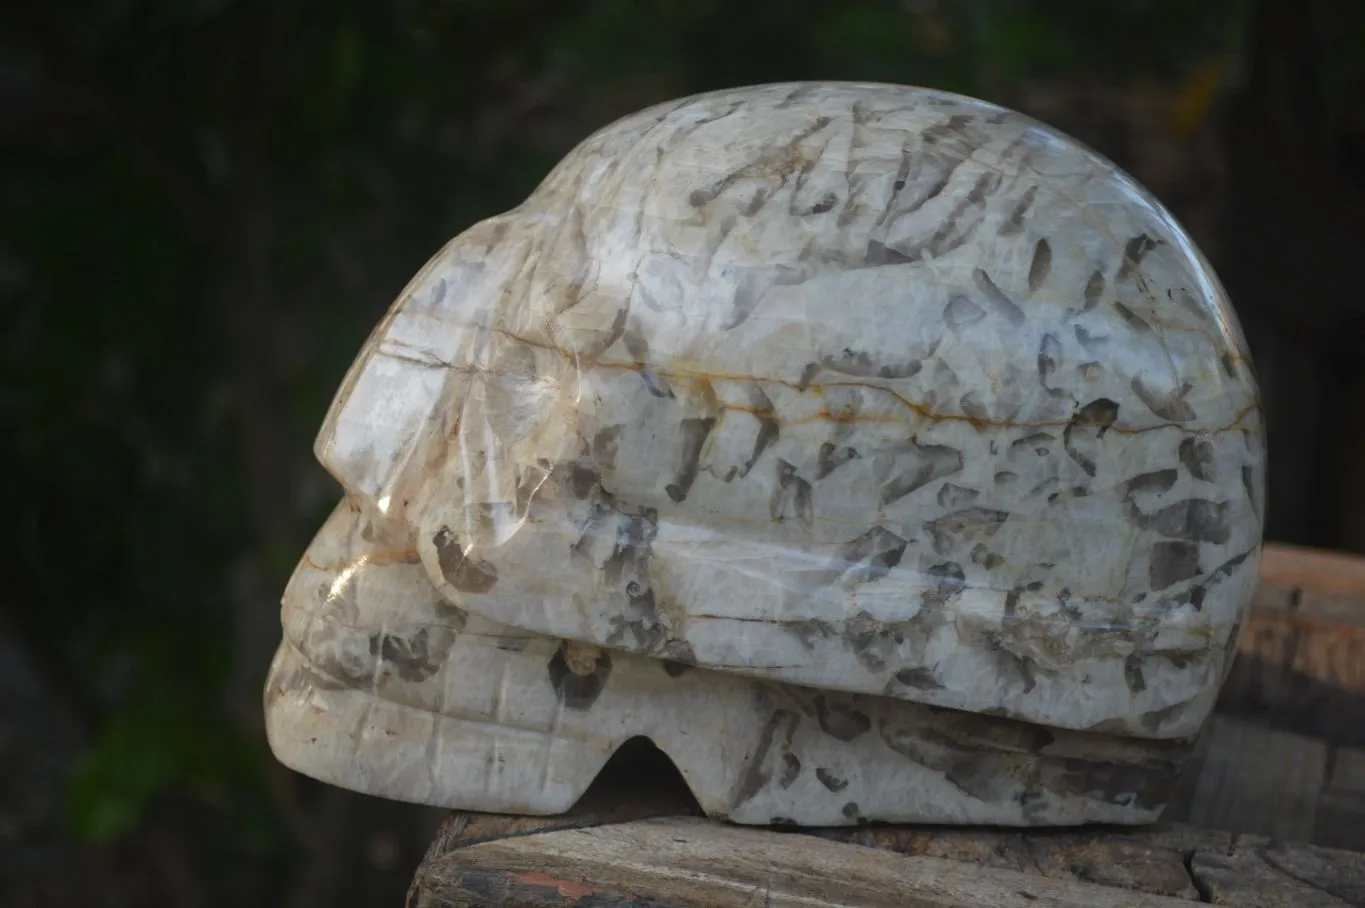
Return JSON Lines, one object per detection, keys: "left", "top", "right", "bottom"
{"left": 313, "top": 82, "right": 1264, "bottom": 742}
{"left": 273, "top": 82, "right": 1266, "bottom": 826}
{"left": 266, "top": 499, "right": 1191, "bottom": 826}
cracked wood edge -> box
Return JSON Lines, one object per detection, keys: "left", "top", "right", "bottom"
{"left": 408, "top": 816, "right": 1197, "bottom": 907}
{"left": 409, "top": 814, "right": 1365, "bottom": 907}
{"left": 1187, "top": 832, "right": 1365, "bottom": 907}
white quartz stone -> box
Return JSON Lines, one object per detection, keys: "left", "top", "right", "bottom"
{"left": 265, "top": 499, "right": 1192, "bottom": 826}
{"left": 311, "top": 82, "right": 1265, "bottom": 741}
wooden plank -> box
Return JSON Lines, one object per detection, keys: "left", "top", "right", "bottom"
{"left": 1318, "top": 746, "right": 1365, "bottom": 852}
{"left": 1189, "top": 833, "right": 1365, "bottom": 907}
{"left": 1220, "top": 543, "right": 1365, "bottom": 745}
{"left": 1259, "top": 542, "right": 1365, "bottom": 595}
{"left": 412, "top": 816, "right": 1199, "bottom": 907}
{"left": 805, "top": 824, "right": 1210, "bottom": 900}
{"left": 822, "top": 825, "right": 1365, "bottom": 907}
{"left": 1330, "top": 746, "right": 1365, "bottom": 792}
{"left": 410, "top": 815, "right": 1365, "bottom": 907}
{"left": 1177, "top": 715, "right": 1328, "bottom": 841}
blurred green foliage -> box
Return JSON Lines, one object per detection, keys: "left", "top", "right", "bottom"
{"left": 1, "top": 0, "right": 1257, "bottom": 872}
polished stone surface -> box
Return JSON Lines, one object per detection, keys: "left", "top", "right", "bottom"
{"left": 311, "top": 82, "right": 1264, "bottom": 740}
{"left": 265, "top": 499, "right": 1192, "bottom": 826}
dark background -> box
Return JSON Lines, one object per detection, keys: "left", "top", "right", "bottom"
{"left": 3, "top": 1, "right": 1364, "bottom": 905}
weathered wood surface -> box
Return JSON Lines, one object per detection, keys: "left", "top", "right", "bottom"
{"left": 409, "top": 809, "right": 1365, "bottom": 907}
{"left": 414, "top": 818, "right": 1201, "bottom": 907}
{"left": 408, "top": 543, "right": 1365, "bottom": 906}
{"left": 1259, "top": 542, "right": 1365, "bottom": 595}
{"left": 1219, "top": 542, "right": 1365, "bottom": 746}
{"left": 1320, "top": 747, "right": 1365, "bottom": 852}
{"left": 1161, "top": 714, "right": 1359, "bottom": 847}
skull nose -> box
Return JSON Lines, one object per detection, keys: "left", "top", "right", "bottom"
{"left": 315, "top": 341, "right": 451, "bottom": 517}
{"left": 314, "top": 218, "right": 532, "bottom": 518}
{"left": 320, "top": 223, "right": 534, "bottom": 516}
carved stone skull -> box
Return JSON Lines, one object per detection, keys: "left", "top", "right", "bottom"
{"left": 266, "top": 82, "right": 1264, "bottom": 826}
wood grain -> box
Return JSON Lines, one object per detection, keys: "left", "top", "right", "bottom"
{"left": 1168, "top": 715, "right": 1327, "bottom": 841}
{"left": 1219, "top": 543, "right": 1365, "bottom": 745}
{"left": 1319, "top": 746, "right": 1365, "bottom": 851}
{"left": 410, "top": 816, "right": 1365, "bottom": 907}
{"left": 1189, "top": 833, "right": 1365, "bottom": 907}
{"left": 1259, "top": 542, "right": 1365, "bottom": 595}
{"left": 412, "top": 817, "right": 1198, "bottom": 907}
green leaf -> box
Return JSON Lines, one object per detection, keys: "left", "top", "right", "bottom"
{"left": 67, "top": 703, "right": 185, "bottom": 842}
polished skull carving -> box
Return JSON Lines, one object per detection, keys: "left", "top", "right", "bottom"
{"left": 266, "top": 82, "right": 1264, "bottom": 826}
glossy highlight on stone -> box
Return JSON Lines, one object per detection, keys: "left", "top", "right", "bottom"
{"left": 267, "top": 81, "right": 1265, "bottom": 825}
